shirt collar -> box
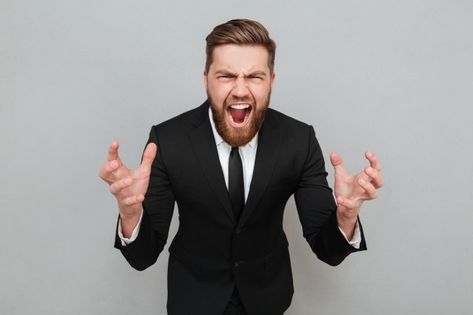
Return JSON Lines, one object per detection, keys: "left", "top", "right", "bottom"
{"left": 208, "top": 107, "right": 258, "bottom": 148}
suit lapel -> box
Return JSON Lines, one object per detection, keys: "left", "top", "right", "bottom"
{"left": 189, "top": 102, "right": 236, "bottom": 225}
{"left": 238, "top": 111, "right": 283, "bottom": 227}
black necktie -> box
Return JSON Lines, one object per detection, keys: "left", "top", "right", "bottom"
{"left": 228, "top": 147, "right": 244, "bottom": 221}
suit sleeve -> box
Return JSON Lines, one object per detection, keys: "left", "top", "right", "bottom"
{"left": 114, "top": 126, "right": 176, "bottom": 271}
{"left": 294, "top": 125, "right": 366, "bottom": 266}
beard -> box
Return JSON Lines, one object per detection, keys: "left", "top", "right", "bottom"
{"left": 208, "top": 90, "right": 271, "bottom": 147}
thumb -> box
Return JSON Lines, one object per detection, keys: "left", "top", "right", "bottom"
{"left": 330, "top": 152, "right": 344, "bottom": 171}
{"left": 140, "top": 142, "right": 157, "bottom": 173}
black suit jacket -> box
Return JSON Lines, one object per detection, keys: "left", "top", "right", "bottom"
{"left": 114, "top": 100, "right": 367, "bottom": 315}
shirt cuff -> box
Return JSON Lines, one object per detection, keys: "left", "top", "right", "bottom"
{"left": 338, "top": 220, "right": 361, "bottom": 249}
{"left": 117, "top": 210, "right": 143, "bottom": 246}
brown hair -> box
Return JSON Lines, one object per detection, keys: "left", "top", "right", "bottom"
{"left": 205, "top": 19, "right": 276, "bottom": 73}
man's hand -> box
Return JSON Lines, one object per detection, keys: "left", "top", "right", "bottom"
{"left": 99, "top": 141, "right": 157, "bottom": 237}
{"left": 330, "top": 151, "right": 384, "bottom": 239}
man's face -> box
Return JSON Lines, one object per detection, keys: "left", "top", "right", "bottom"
{"left": 204, "top": 44, "right": 275, "bottom": 147}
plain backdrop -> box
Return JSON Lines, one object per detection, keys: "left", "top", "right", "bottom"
{"left": 1, "top": 0, "right": 472, "bottom": 314}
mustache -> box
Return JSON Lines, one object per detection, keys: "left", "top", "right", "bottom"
{"left": 224, "top": 97, "right": 255, "bottom": 106}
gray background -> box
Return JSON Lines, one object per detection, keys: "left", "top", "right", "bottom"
{"left": 1, "top": 0, "right": 472, "bottom": 314}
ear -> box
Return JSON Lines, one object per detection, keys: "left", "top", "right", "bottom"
{"left": 203, "top": 70, "right": 208, "bottom": 89}
{"left": 270, "top": 72, "right": 276, "bottom": 89}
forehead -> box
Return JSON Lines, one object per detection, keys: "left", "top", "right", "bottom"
{"left": 210, "top": 44, "right": 270, "bottom": 73}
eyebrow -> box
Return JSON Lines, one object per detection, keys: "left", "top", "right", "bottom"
{"left": 214, "top": 70, "right": 267, "bottom": 77}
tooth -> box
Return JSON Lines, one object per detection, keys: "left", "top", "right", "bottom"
{"left": 230, "top": 104, "right": 250, "bottom": 109}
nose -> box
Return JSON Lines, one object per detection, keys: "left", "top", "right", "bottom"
{"left": 231, "top": 76, "right": 250, "bottom": 99}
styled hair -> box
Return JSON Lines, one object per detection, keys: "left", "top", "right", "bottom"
{"left": 205, "top": 19, "right": 276, "bottom": 73}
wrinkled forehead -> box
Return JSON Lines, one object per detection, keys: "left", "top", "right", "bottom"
{"left": 209, "top": 44, "right": 271, "bottom": 74}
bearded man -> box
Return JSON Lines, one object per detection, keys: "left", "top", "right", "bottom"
{"left": 99, "top": 19, "right": 383, "bottom": 315}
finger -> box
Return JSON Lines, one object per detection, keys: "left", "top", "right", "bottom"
{"left": 364, "top": 167, "right": 384, "bottom": 188}
{"left": 330, "top": 152, "right": 345, "bottom": 172}
{"left": 336, "top": 196, "right": 359, "bottom": 210}
{"left": 111, "top": 165, "right": 129, "bottom": 180}
{"left": 140, "top": 142, "right": 157, "bottom": 173}
{"left": 108, "top": 141, "right": 120, "bottom": 162}
{"left": 99, "top": 159, "right": 120, "bottom": 182}
{"left": 358, "top": 178, "right": 378, "bottom": 199}
{"left": 109, "top": 176, "right": 133, "bottom": 195}
{"left": 121, "top": 194, "right": 145, "bottom": 207}
{"left": 365, "top": 151, "right": 381, "bottom": 171}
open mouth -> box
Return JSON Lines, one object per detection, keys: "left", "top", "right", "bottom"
{"left": 226, "top": 104, "right": 253, "bottom": 128}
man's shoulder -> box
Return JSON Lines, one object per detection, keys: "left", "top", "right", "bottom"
{"left": 152, "top": 101, "right": 207, "bottom": 134}
{"left": 266, "top": 107, "right": 313, "bottom": 134}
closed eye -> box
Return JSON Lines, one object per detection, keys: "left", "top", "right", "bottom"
{"left": 217, "top": 74, "right": 237, "bottom": 80}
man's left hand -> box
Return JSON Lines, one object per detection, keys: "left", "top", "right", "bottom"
{"left": 330, "top": 151, "right": 384, "bottom": 239}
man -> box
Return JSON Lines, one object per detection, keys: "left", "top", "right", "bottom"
{"left": 99, "top": 19, "right": 383, "bottom": 315}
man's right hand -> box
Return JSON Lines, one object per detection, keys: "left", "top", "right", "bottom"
{"left": 99, "top": 141, "right": 157, "bottom": 236}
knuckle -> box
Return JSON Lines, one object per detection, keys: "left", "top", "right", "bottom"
{"left": 99, "top": 166, "right": 109, "bottom": 178}
{"left": 118, "top": 197, "right": 126, "bottom": 206}
{"left": 377, "top": 178, "right": 384, "bottom": 187}
{"left": 370, "top": 185, "right": 377, "bottom": 194}
{"left": 130, "top": 197, "right": 139, "bottom": 205}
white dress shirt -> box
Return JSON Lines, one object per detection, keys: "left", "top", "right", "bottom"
{"left": 119, "top": 108, "right": 361, "bottom": 248}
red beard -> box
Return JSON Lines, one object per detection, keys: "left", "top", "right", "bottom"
{"left": 208, "top": 92, "right": 271, "bottom": 147}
